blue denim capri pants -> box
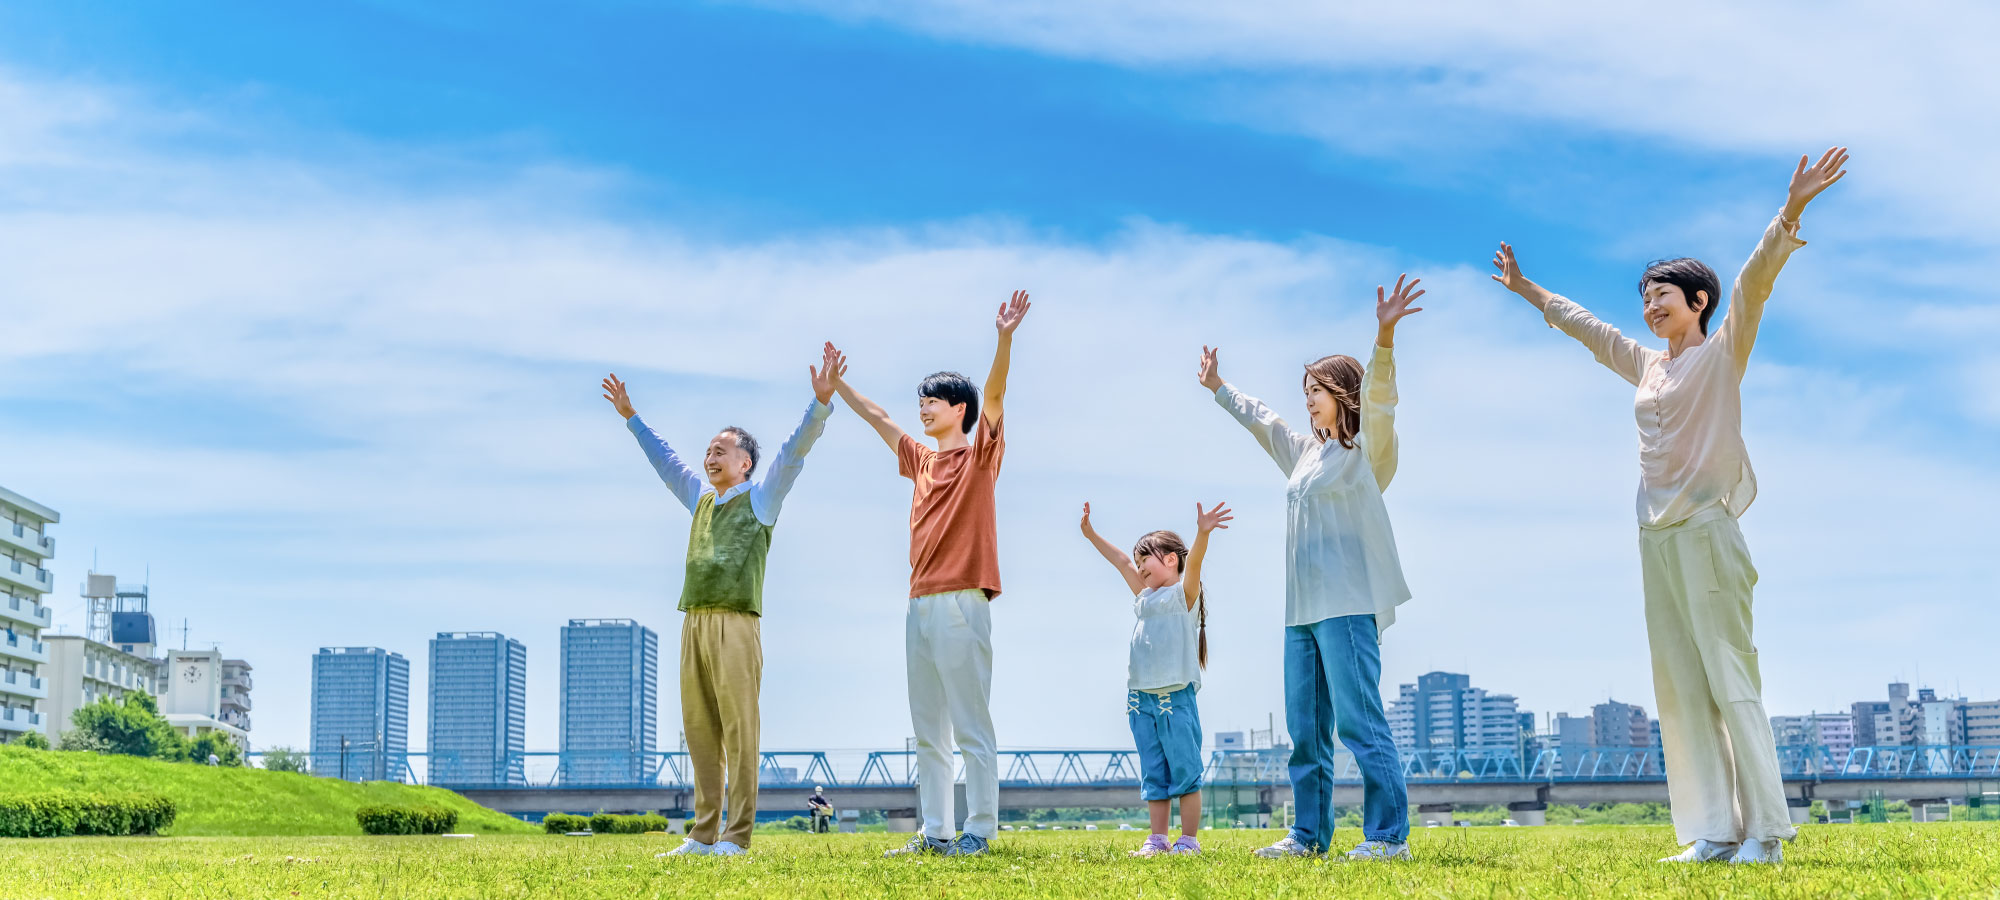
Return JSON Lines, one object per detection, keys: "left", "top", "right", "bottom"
{"left": 1127, "top": 685, "right": 1204, "bottom": 801}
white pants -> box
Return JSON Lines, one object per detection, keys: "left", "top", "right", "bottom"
{"left": 906, "top": 589, "right": 998, "bottom": 840}
{"left": 1640, "top": 506, "right": 1797, "bottom": 846}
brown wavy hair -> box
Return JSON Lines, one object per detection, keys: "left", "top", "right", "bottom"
{"left": 1302, "top": 354, "right": 1364, "bottom": 448}
{"left": 1131, "top": 530, "right": 1206, "bottom": 669}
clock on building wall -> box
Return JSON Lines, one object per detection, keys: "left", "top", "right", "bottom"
{"left": 183, "top": 663, "right": 204, "bottom": 685}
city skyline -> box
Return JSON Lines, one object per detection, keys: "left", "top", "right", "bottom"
{"left": 0, "top": 3, "right": 1994, "bottom": 756}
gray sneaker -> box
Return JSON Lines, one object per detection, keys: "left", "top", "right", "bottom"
{"left": 884, "top": 834, "right": 951, "bottom": 857}
{"left": 943, "top": 833, "right": 990, "bottom": 857}
{"left": 1253, "top": 835, "right": 1319, "bottom": 858}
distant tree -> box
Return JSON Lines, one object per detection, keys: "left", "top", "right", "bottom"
{"left": 189, "top": 731, "right": 245, "bottom": 767}
{"left": 9, "top": 730, "right": 50, "bottom": 749}
{"left": 260, "top": 746, "right": 309, "bottom": 773}
{"left": 61, "top": 693, "right": 188, "bottom": 761}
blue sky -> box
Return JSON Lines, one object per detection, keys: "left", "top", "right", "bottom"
{"left": 1, "top": 2, "right": 1994, "bottom": 754}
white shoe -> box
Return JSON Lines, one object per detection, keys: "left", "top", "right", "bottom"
{"left": 708, "top": 841, "right": 747, "bottom": 857}
{"left": 1659, "top": 839, "right": 1738, "bottom": 863}
{"left": 657, "top": 839, "right": 712, "bottom": 857}
{"left": 1252, "top": 835, "right": 1318, "bottom": 858}
{"left": 1345, "top": 840, "right": 1412, "bottom": 861}
{"left": 1730, "top": 839, "right": 1783, "bottom": 865}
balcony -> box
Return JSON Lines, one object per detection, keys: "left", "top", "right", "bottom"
{"left": 0, "top": 669, "right": 46, "bottom": 700}
{"left": 0, "top": 559, "right": 53, "bottom": 594}
{"left": 0, "top": 706, "right": 43, "bottom": 732}
{"left": 222, "top": 692, "right": 253, "bottom": 711}
{"left": 0, "top": 522, "right": 53, "bottom": 560}
{"left": 224, "top": 673, "right": 253, "bottom": 691}
{"left": 0, "top": 594, "right": 51, "bottom": 629}
{"left": 0, "top": 633, "right": 48, "bottom": 665}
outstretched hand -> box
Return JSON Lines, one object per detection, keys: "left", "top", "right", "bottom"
{"left": 1197, "top": 345, "right": 1223, "bottom": 392}
{"left": 1785, "top": 146, "right": 1849, "bottom": 219}
{"left": 1376, "top": 273, "right": 1425, "bottom": 336}
{"left": 1490, "top": 243, "right": 1529, "bottom": 294}
{"left": 1079, "top": 501, "right": 1095, "bottom": 534}
{"left": 601, "top": 374, "right": 636, "bottom": 420}
{"left": 1195, "top": 500, "right": 1233, "bottom": 534}
{"left": 996, "top": 290, "right": 1032, "bottom": 336}
{"left": 810, "top": 342, "right": 846, "bottom": 405}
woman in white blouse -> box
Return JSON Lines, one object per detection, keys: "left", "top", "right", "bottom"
{"left": 1199, "top": 275, "right": 1424, "bottom": 862}
{"left": 1489, "top": 147, "right": 1849, "bottom": 866}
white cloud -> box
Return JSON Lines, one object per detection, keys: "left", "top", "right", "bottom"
{"left": 1, "top": 60, "right": 1994, "bottom": 763}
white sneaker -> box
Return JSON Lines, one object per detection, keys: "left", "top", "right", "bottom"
{"left": 1345, "top": 840, "right": 1412, "bottom": 861}
{"left": 1730, "top": 839, "right": 1783, "bottom": 865}
{"left": 1658, "top": 839, "right": 1738, "bottom": 863}
{"left": 657, "top": 839, "right": 712, "bottom": 857}
{"left": 1252, "top": 835, "right": 1318, "bottom": 858}
{"left": 708, "top": 841, "right": 747, "bottom": 857}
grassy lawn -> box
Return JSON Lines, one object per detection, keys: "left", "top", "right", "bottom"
{"left": 9, "top": 824, "right": 2000, "bottom": 899}
{"left": 0, "top": 747, "right": 535, "bottom": 836}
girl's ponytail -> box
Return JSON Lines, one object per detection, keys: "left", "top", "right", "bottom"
{"left": 1196, "top": 586, "right": 1208, "bottom": 670}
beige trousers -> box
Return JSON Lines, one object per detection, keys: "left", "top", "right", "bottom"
{"left": 681, "top": 609, "right": 762, "bottom": 847}
{"left": 1640, "top": 506, "right": 1797, "bottom": 845}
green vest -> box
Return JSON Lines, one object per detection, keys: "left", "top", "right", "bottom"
{"left": 680, "top": 491, "right": 774, "bottom": 616}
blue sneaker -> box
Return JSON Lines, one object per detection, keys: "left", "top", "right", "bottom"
{"left": 944, "top": 833, "right": 990, "bottom": 857}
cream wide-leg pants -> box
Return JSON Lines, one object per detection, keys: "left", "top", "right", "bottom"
{"left": 1640, "top": 505, "right": 1797, "bottom": 846}
{"left": 905, "top": 589, "right": 999, "bottom": 840}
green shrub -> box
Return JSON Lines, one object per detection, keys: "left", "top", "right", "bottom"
{"left": 571, "top": 813, "right": 668, "bottom": 834}
{"left": 0, "top": 791, "right": 177, "bottom": 837}
{"left": 355, "top": 805, "right": 457, "bottom": 835}
{"left": 542, "top": 813, "right": 591, "bottom": 834}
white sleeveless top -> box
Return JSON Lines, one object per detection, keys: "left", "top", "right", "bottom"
{"left": 1129, "top": 583, "right": 1201, "bottom": 692}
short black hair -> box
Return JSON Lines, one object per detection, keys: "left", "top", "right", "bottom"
{"left": 917, "top": 371, "right": 979, "bottom": 434}
{"left": 1639, "top": 258, "right": 1722, "bottom": 334}
{"left": 720, "top": 426, "right": 759, "bottom": 475}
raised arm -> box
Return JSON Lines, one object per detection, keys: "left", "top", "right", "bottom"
{"left": 604, "top": 373, "right": 705, "bottom": 513}
{"left": 1078, "top": 502, "right": 1145, "bottom": 595}
{"left": 1721, "top": 146, "right": 1845, "bottom": 376}
{"left": 1491, "top": 244, "right": 1652, "bottom": 386}
{"left": 1182, "top": 501, "right": 1232, "bottom": 609}
{"left": 982, "top": 290, "right": 1031, "bottom": 428}
{"left": 825, "top": 342, "right": 909, "bottom": 453}
{"left": 747, "top": 344, "right": 842, "bottom": 525}
{"left": 1201, "top": 345, "right": 1313, "bottom": 476}
{"left": 1363, "top": 275, "right": 1423, "bottom": 491}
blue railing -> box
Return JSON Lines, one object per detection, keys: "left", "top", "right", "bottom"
{"left": 244, "top": 745, "right": 2000, "bottom": 791}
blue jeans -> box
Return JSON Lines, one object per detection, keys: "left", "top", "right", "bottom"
{"left": 1127, "top": 686, "right": 1203, "bottom": 801}
{"left": 1284, "top": 614, "right": 1407, "bottom": 850}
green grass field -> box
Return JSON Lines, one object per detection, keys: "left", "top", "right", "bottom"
{"left": 9, "top": 825, "right": 2000, "bottom": 899}
{"left": 0, "top": 747, "right": 535, "bottom": 836}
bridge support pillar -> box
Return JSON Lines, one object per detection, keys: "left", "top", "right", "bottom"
{"left": 1786, "top": 797, "right": 1811, "bottom": 825}
{"left": 1417, "top": 804, "right": 1454, "bottom": 827}
{"left": 1506, "top": 801, "right": 1547, "bottom": 826}
{"left": 885, "top": 808, "right": 918, "bottom": 833}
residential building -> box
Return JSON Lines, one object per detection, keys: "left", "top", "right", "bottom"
{"left": 1964, "top": 700, "right": 2000, "bottom": 746}
{"left": 1592, "top": 700, "right": 1651, "bottom": 748}
{"left": 219, "top": 658, "right": 253, "bottom": 734}
{"left": 160, "top": 649, "right": 251, "bottom": 748}
{"left": 1851, "top": 700, "right": 1891, "bottom": 746}
{"left": 0, "top": 485, "right": 58, "bottom": 741}
{"left": 559, "top": 619, "right": 657, "bottom": 785}
{"left": 1387, "top": 671, "right": 1530, "bottom": 762}
{"left": 1769, "top": 713, "right": 1855, "bottom": 771}
{"left": 428, "top": 632, "right": 527, "bottom": 787}
{"left": 40, "top": 635, "right": 162, "bottom": 739}
{"left": 310, "top": 647, "right": 410, "bottom": 781}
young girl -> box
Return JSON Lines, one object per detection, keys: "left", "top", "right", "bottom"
{"left": 1199, "top": 275, "right": 1424, "bottom": 862}
{"left": 1490, "top": 147, "right": 1849, "bottom": 865}
{"left": 1079, "top": 500, "right": 1232, "bottom": 857}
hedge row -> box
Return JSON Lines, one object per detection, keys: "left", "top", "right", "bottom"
{"left": 0, "top": 791, "right": 177, "bottom": 837}
{"left": 355, "top": 805, "right": 458, "bottom": 835}
{"left": 541, "top": 812, "right": 670, "bottom": 834}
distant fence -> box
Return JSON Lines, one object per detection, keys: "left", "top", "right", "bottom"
{"left": 246, "top": 744, "right": 2000, "bottom": 791}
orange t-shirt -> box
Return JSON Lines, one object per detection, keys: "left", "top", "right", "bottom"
{"left": 897, "top": 414, "right": 1005, "bottom": 599}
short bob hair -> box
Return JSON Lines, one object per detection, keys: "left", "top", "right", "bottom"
{"left": 917, "top": 371, "right": 980, "bottom": 434}
{"left": 1639, "top": 258, "right": 1722, "bottom": 335}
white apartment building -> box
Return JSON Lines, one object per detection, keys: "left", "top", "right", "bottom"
{"left": 41, "top": 635, "right": 163, "bottom": 739}
{"left": 0, "top": 485, "right": 58, "bottom": 741}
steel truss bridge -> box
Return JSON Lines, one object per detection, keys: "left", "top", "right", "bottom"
{"left": 252, "top": 744, "right": 2000, "bottom": 821}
